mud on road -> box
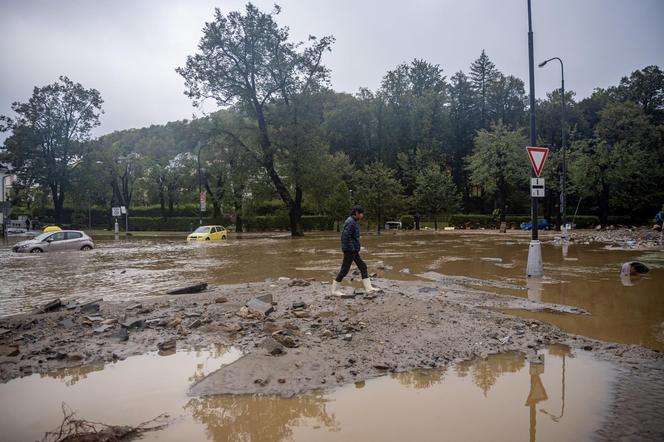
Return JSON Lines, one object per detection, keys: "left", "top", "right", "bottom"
{"left": 1, "top": 275, "right": 663, "bottom": 439}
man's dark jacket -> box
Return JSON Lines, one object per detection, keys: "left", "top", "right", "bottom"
{"left": 340, "top": 216, "right": 360, "bottom": 252}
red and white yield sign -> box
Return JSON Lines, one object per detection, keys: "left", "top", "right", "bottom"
{"left": 526, "top": 147, "right": 549, "bottom": 177}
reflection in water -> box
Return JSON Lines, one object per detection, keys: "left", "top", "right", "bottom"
{"left": 526, "top": 277, "right": 544, "bottom": 303}
{"left": 0, "top": 345, "right": 613, "bottom": 442}
{"left": 540, "top": 345, "right": 573, "bottom": 423}
{"left": 455, "top": 352, "right": 525, "bottom": 396}
{"left": 391, "top": 368, "right": 445, "bottom": 389}
{"left": 185, "top": 393, "right": 340, "bottom": 442}
{"left": 41, "top": 361, "right": 106, "bottom": 387}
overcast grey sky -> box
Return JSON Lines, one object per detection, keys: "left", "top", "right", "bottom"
{"left": 1, "top": 0, "right": 663, "bottom": 139}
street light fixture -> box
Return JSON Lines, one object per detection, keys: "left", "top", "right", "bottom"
{"left": 538, "top": 56, "right": 567, "bottom": 238}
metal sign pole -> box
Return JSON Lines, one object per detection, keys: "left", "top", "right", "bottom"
{"left": 526, "top": 0, "right": 543, "bottom": 277}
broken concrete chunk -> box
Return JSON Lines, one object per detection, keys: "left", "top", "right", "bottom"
{"left": 339, "top": 292, "right": 357, "bottom": 299}
{"left": 0, "top": 344, "right": 19, "bottom": 357}
{"left": 93, "top": 324, "right": 114, "bottom": 334}
{"left": 121, "top": 318, "right": 145, "bottom": 329}
{"left": 261, "top": 337, "right": 286, "bottom": 356}
{"left": 288, "top": 279, "right": 311, "bottom": 287}
{"left": 214, "top": 297, "right": 228, "bottom": 304}
{"left": 158, "top": 339, "right": 176, "bottom": 351}
{"left": 292, "top": 301, "right": 307, "bottom": 310}
{"left": 113, "top": 327, "right": 129, "bottom": 342}
{"left": 272, "top": 331, "right": 298, "bottom": 348}
{"left": 167, "top": 282, "right": 208, "bottom": 295}
{"left": 188, "top": 318, "right": 202, "bottom": 329}
{"left": 255, "top": 293, "right": 274, "bottom": 305}
{"left": 84, "top": 315, "right": 104, "bottom": 323}
{"left": 41, "top": 299, "right": 62, "bottom": 313}
{"left": 246, "top": 298, "right": 274, "bottom": 316}
{"left": 126, "top": 303, "right": 143, "bottom": 310}
{"left": 79, "top": 303, "right": 100, "bottom": 314}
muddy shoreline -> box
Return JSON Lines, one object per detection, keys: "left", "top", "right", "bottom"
{"left": 1, "top": 275, "right": 663, "bottom": 439}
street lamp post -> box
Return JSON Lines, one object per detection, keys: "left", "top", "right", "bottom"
{"left": 538, "top": 57, "right": 567, "bottom": 238}
{"left": 538, "top": 57, "right": 567, "bottom": 239}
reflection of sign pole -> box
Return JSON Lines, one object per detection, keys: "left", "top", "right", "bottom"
{"left": 525, "top": 357, "right": 548, "bottom": 442}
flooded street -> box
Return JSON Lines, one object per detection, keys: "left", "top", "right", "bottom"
{"left": 1, "top": 230, "right": 663, "bottom": 350}
{"left": 0, "top": 345, "right": 614, "bottom": 442}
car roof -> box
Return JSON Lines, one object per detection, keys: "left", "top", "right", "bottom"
{"left": 48, "top": 230, "right": 85, "bottom": 233}
{"left": 200, "top": 225, "right": 224, "bottom": 228}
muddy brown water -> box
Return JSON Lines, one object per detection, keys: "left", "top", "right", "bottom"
{"left": 1, "top": 230, "right": 663, "bottom": 350}
{"left": 0, "top": 344, "right": 614, "bottom": 442}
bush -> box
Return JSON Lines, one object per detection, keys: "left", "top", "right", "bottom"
{"left": 571, "top": 215, "right": 600, "bottom": 228}
{"left": 128, "top": 216, "right": 232, "bottom": 231}
{"left": 448, "top": 214, "right": 496, "bottom": 228}
{"left": 400, "top": 214, "right": 415, "bottom": 230}
{"left": 244, "top": 215, "right": 333, "bottom": 231}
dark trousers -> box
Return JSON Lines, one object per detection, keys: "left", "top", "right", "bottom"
{"left": 335, "top": 251, "right": 368, "bottom": 282}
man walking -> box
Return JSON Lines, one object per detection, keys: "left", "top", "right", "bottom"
{"left": 332, "top": 205, "right": 380, "bottom": 296}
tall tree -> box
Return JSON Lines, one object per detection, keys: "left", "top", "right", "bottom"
{"left": 466, "top": 123, "right": 529, "bottom": 221}
{"left": 0, "top": 76, "right": 103, "bottom": 223}
{"left": 177, "top": 3, "right": 334, "bottom": 236}
{"left": 469, "top": 50, "right": 500, "bottom": 128}
{"left": 353, "top": 162, "right": 404, "bottom": 228}
{"left": 413, "top": 163, "right": 460, "bottom": 229}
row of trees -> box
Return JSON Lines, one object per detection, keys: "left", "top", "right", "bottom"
{"left": 2, "top": 3, "right": 663, "bottom": 234}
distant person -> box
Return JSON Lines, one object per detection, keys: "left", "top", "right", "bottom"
{"left": 332, "top": 205, "right": 380, "bottom": 296}
{"left": 25, "top": 218, "right": 31, "bottom": 231}
{"left": 655, "top": 206, "right": 664, "bottom": 231}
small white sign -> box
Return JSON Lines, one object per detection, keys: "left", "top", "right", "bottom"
{"left": 120, "top": 206, "right": 127, "bottom": 215}
{"left": 112, "top": 207, "right": 121, "bottom": 217}
{"left": 531, "top": 178, "right": 545, "bottom": 198}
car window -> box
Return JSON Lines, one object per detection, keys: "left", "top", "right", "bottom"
{"left": 194, "top": 227, "right": 209, "bottom": 233}
{"left": 65, "top": 232, "right": 82, "bottom": 240}
{"left": 210, "top": 227, "right": 217, "bottom": 233}
{"left": 50, "top": 232, "right": 66, "bottom": 241}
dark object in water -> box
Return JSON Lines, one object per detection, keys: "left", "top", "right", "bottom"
{"left": 166, "top": 282, "right": 208, "bottom": 295}
{"left": 620, "top": 261, "right": 650, "bottom": 276}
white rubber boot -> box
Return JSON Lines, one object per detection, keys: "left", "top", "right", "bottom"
{"left": 331, "top": 280, "right": 345, "bottom": 297}
{"left": 362, "top": 278, "right": 380, "bottom": 293}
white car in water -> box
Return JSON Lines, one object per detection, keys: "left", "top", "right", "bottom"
{"left": 12, "top": 230, "right": 95, "bottom": 253}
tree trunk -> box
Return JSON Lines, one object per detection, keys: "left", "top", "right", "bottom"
{"left": 51, "top": 184, "right": 65, "bottom": 225}
{"left": 159, "top": 188, "right": 166, "bottom": 220}
{"left": 434, "top": 217, "right": 438, "bottom": 231}
{"left": 253, "top": 101, "right": 300, "bottom": 236}
{"left": 233, "top": 190, "right": 243, "bottom": 233}
{"left": 599, "top": 180, "right": 610, "bottom": 226}
{"left": 289, "top": 184, "right": 304, "bottom": 236}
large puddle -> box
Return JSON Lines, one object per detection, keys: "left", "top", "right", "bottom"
{"left": 0, "top": 345, "right": 614, "bottom": 441}
{"left": 1, "top": 231, "right": 663, "bottom": 350}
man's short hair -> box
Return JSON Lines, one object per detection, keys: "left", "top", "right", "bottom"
{"left": 351, "top": 205, "right": 365, "bottom": 215}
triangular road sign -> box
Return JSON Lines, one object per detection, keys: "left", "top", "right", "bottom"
{"left": 526, "top": 147, "right": 549, "bottom": 177}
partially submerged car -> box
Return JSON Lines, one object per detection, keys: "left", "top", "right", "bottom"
{"left": 12, "top": 230, "right": 95, "bottom": 253}
{"left": 187, "top": 225, "right": 228, "bottom": 241}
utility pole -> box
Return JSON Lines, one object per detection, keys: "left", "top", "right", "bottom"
{"left": 526, "top": 0, "right": 543, "bottom": 277}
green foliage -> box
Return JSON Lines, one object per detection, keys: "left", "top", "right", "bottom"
{"left": 448, "top": 214, "right": 496, "bottom": 228}
{"left": 466, "top": 123, "right": 529, "bottom": 219}
{"left": 128, "top": 217, "right": 232, "bottom": 232}
{"left": 400, "top": 214, "right": 415, "bottom": 229}
{"left": 353, "top": 162, "right": 405, "bottom": 223}
{"left": 244, "top": 215, "right": 332, "bottom": 232}
{"left": 413, "top": 163, "right": 460, "bottom": 227}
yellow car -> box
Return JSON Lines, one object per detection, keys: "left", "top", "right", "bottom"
{"left": 187, "top": 225, "right": 228, "bottom": 241}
